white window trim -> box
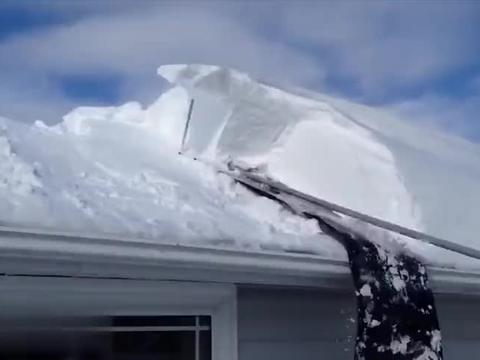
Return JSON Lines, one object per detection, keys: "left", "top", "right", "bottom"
{"left": 0, "top": 276, "right": 237, "bottom": 360}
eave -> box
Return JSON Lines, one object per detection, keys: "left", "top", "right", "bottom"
{"left": 1, "top": 225, "right": 480, "bottom": 295}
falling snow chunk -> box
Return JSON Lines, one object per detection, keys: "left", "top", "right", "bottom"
{"left": 359, "top": 284, "right": 373, "bottom": 297}
{"left": 392, "top": 276, "right": 407, "bottom": 291}
{"left": 370, "top": 319, "right": 381, "bottom": 327}
{"left": 390, "top": 336, "right": 411, "bottom": 354}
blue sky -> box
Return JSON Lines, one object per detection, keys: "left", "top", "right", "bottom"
{"left": 1, "top": 1, "right": 480, "bottom": 141}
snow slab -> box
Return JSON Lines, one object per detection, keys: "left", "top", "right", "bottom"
{"left": 1, "top": 63, "right": 480, "bottom": 270}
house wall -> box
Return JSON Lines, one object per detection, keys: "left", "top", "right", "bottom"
{"left": 237, "top": 286, "right": 480, "bottom": 360}
{"left": 436, "top": 293, "right": 480, "bottom": 359}
{"left": 237, "top": 286, "right": 356, "bottom": 360}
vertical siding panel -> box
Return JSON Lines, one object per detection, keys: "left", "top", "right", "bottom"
{"left": 238, "top": 287, "right": 480, "bottom": 360}
{"left": 237, "top": 287, "right": 355, "bottom": 360}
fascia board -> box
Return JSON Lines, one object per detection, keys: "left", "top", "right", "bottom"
{"left": 0, "top": 225, "right": 479, "bottom": 295}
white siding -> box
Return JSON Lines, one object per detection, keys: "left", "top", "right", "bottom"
{"left": 237, "top": 287, "right": 356, "bottom": 360}
{"left": 436, "top": 294, "right": 480, "bottom": 359}
{"left": 237, "top": 286, "right": 480, "bottom": 360}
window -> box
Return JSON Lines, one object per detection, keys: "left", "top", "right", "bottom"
{"left": 0, "top": 277, "right": 237, "bottom": 360}
{"left": 0, "top": 315, "right": 212, "bottom": 360}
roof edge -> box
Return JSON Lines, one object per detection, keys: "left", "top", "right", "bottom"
{"left": 0, "top": 225, "right": 479, "bottom": 295}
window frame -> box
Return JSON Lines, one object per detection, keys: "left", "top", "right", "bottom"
{"left": 0, "top": 276, "right": 238, "bottom": 360}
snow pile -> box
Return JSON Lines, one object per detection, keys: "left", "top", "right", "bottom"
{"left": 0, "top": 104, "right": 328, "bottom": 256}
{"left": 159, "top": 65, "right": 422, "bottom": 230}
{"left": 158, "top": 64, "right": 480, "bottom": 266}
{"left": 1, "top": 63, "right": 480, "bottom": 268}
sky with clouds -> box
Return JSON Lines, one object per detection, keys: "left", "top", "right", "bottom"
{"left": 1, "top": 1, "right": 479, "bottom": 141}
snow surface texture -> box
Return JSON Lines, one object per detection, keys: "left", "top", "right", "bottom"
{"left": 0, "top": 111, "right": 326, "bottom": 256}
{"left": 158, "top": 64, "right": 480, "bottom": 269}
{"left": 1, "top": 64, "right": 480, "bottom": 269}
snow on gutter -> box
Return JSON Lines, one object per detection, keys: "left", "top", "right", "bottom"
{"left": 0, "top": 225, "right": 479, "bottom": 295}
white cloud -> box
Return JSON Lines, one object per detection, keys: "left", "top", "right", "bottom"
{"left": 0, "top": 3, "right": 325, "bottom": 123}
{"left": 391, "top": 92, "right": 480, "bottom": 142}
{"left": 390, "top": 73, "right": 480, "bottom": 141}
{"left": 278, "top": 2, "right": 480, "bottom": 98}
{"left": 0, "top": 1, "right": 479, "bottom": 143}
{"left": 0, "top": 66, "right": 77, "bottom": 123}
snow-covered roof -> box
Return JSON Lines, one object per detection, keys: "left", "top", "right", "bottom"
{"left": 1, "top": 63, "right": 480, "bottom": 272}
{"left": 1, "top": 224, "right": 480, "bottom": 295}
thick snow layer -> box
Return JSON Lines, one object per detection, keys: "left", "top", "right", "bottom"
{"left": 1, "top": 63, "right": 480, "bottom": 269}
{"left": 0, "top": 111, "right": 330, "bottom": 256}
{"left": 158, "top": 64, "right": 480, "bottom": 268}
{"left": 159, "top": 65, "right": 422, "bottom": 231}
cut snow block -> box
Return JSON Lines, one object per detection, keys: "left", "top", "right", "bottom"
{"left": 316, "top": 218, "right": 443, "bottom": 360}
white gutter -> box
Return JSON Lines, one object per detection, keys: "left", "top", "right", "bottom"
{"left": 0, "top": 225, "right": 480, "bottom": 295}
